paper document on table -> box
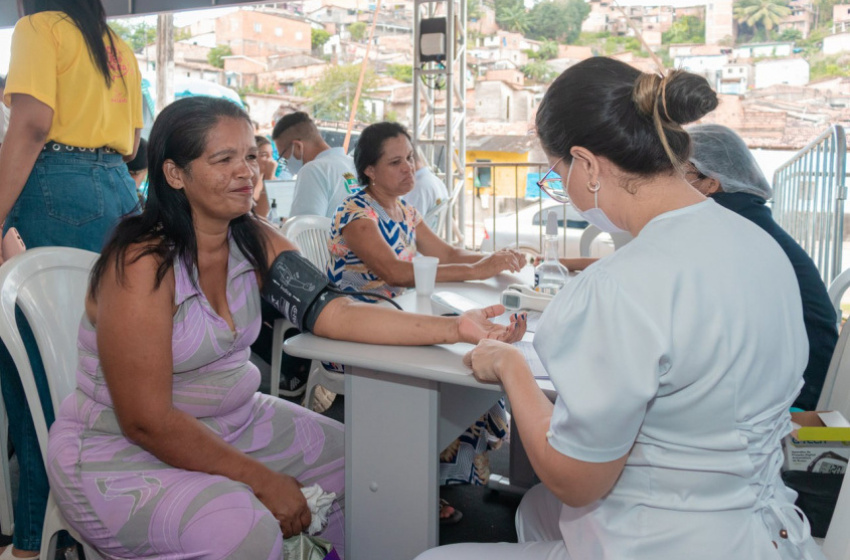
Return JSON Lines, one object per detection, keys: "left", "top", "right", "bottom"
{"left": 493, "top": 310, "right": 542, "bottom": 333}
{"left": 514, "top": 340, "right": 549, "bottom": 379}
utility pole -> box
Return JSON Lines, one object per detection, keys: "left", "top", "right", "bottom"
{"left": 156, "top": 13, "right": 175, "bottom": 114}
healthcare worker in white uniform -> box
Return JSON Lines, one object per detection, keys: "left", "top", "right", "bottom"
{"left": 415, "top": 56, "right": 824, "bottom": 560}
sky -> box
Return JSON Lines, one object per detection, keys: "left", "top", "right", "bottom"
{"left": 0, "top": 7, "right": 238, "bottom": 75}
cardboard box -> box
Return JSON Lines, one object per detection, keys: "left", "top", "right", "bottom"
{"left": 784, "top": 411, "right": 850, "bottom": 474}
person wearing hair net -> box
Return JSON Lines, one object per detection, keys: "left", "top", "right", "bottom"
{"left": 687, "top": 124, "right": 837, "bottom": 411}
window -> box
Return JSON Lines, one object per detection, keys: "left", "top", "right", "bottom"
{"left": 275, "top": 27, "right": 283, "bottom": 37}
{"left": 254, "top": 23, "right": 262, "bottom": 33}
{"left": 474, "top": 160, "right": 492, "bottom": 188}
{"left": 295, "top": 31, "right": 303, "bottom": 40}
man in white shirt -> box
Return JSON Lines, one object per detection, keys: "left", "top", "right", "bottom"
{"left": 272, "top": 111, "right": 360, "bottom": 218}
{"left": 404, "top": 148, "right": 450, "bottom": 231}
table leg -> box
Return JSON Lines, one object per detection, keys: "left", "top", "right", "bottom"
{"left": 345, "top": 366, "right": 440, "bottom": 560}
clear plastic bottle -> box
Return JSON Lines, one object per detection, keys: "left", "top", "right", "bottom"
{"left": 533, "top": 211, "right": 570, "bottom": 295}
{"left": 268, "top": 198, "right": 279, "bottom": 224}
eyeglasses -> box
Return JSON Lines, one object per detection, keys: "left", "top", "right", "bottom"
{"left": 537, "top": 158, "right": 569, "bottom": 203}
{"left": 684, "top": 166, "right": 708, "bottom": 185}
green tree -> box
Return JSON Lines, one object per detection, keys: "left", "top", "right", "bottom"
{"left": 809, "top": 53, "right": 850, "bottom": 79}
{"left": 499, "top": 4, "right": 530, "bottom": 34}
{"left": 521, "top": 60, "right": 556, "bottom": 82}
{"left": 387, "top": 64, "right": 414, "bottom": 82}
{"left": 312, "top": 28, "right": 331, "bottom": 51}
{"left": 734, "top": 0, "right": 791, "bottom": 37}
{"left": 527, "top": 0, "right": 590, "bottom": 43}
{"left": 304, "top": 64, "right": 377, "bottom": 122}
{"left": 777, "top": 27, "right": 803, "bottom": 41}
{"left": 813, "top": 0, "right": 842, "bottom": 26}
{"left": 108, "top": 20, "right": 157, "bottom": 52}
{"left": 468, "top": 0, "right": 484, "bottom": 21}
{"left": 349, "top": 21, "right": 368, "bottom": 41}
{"left": 208, "top": 45, "right": 233, "bottom": 69}
{"left": 495, "top": 0, "right": 524, "bottom": 29}
{"left": 174, "top": 27, "right": 192, "bottom": 42}
{"left": 662, "top": 15, "right": 705, "bottom": 43}
{"left": 537, "top": 39, "right": 559, "bottom": 59}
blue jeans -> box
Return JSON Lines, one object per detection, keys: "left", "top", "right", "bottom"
{"left": 0, "top": 149, "right": 139, "bottom": 549}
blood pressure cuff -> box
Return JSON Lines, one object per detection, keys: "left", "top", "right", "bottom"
{"left": 261, "top": 250, "right": 347, "bottom": 332}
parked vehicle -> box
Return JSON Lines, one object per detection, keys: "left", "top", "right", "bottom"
{"left": 478, "top": 201, "right": 616, "bottom": 258}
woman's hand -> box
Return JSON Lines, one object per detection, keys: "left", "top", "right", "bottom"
{"left": 456, "top": 305, "right": 527, "bottom": 345}
{"left": 253, "top": 470, "right": 312, "bottom": 538}
{"left": 472, "top": 249, "right": 527, "bottom": 279}
{"left": 260, "top": 157, "right": 278, "bottom": 180}
{"left": 463, "top": 339, "right": 526, "bottom": 385}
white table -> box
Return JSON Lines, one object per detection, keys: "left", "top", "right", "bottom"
{"left": 283, "top": 268, "right": 550, "bottom": 560}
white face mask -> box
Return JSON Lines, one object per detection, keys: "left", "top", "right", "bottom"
{"left": 564, "top": 159, "right": 627, "bottom": 234}
{"left": 285, "top": 141, "right": 304, "bottom": 175}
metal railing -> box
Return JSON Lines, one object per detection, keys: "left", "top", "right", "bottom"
{"left": 460, "top": 161, "right": 548, "bottom": 253}
{"left": 454, "top": 161, "right": 602, "bottom": 258}
{"left": 772, "top": 124, "right": 847, "bottom": 285}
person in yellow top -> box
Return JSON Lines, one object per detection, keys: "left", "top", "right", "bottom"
{"left": 0, "top": 1, "right": 142, "bottom": 558}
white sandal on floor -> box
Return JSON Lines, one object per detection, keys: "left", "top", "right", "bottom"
{"left": 0, "top": 546, "right": 39, "bottom": 560}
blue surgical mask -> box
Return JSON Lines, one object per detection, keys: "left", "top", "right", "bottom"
{"left": 565, "top": 160, "right": 626, "bottom": 234}
{"left": 285, "top": 142, "right": 303, "bottom": 175}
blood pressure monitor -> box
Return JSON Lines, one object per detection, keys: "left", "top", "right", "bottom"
{"left": 500, "top": 284, "right": 554, "bottom": 312}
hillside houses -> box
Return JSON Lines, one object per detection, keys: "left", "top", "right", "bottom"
{"left": 699, "top": 84, "right": 850, "bottom": 149}
{"left": 215, "top": 9, "right": 312, "bottom": 57}
{"left": 673, "top": 42, "right": 810, "bottom": 92}
{"left": 131, "top": 0, "right": 850, "bottom": 152}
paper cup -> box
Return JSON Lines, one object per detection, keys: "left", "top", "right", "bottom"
{"left": 412, "top": 256, "right": 439, "bottom": 296}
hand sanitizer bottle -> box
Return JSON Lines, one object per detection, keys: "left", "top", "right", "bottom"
{"left": 268, "top": 198, "right": 279, "bottom": 224}
{"left": 533, "top": 211, "right": 570, "bottom": 295}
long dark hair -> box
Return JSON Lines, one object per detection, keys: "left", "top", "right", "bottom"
{"left": 21, "top": 0, "right": 122, "bottom": 88}
{"left": 535, "top": 57, "right": 717, "bottom": 177}
{"left": 90, "top": 97, "right": 269, "bottom": 297}
{"left": 353, "top": 121, "right": 411, "bottom": 186}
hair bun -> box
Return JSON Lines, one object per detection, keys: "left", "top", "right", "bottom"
{"left": 632, "top": 70, "right": 717, "bottom": 126}
{"left": 632, "top": 73, "right": 664, "bottom": 120}
{"left": 663, "top": 71, "right": 718, "bottom": 125}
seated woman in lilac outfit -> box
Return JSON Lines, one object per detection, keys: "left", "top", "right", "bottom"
{"left": 45, "top": 97, "right": 525, "bottom": 560}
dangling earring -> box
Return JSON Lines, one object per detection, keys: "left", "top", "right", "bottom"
{"left": 587, "top": 180, "right": 601, "bottom": 207}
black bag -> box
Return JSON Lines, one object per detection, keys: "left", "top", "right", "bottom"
{"left": 251, "top": 300, "right": 311, "bottom": 395}
{"left": 781, "top": 470, "right": 844, "bottom": 538}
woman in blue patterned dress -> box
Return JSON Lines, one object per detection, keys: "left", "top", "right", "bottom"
{"left": 328, "top": 122, "right": 525, "bottom": 298}
{"left": 327, "top": 122, "right": 525, "bottom": 506}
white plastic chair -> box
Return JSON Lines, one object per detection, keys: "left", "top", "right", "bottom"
{"left": 578, "top": 225, "right": 633, "bottom": 257}
{"left": 811, "top": 268, "right": 850, "bottom": 558}
{"left": 817, "top": 268, "right": 850, "bottom": 417}
{"left": 423, "top": 198, "right": 450, "bottom": 240}
{"left": 827, "top": 267, "right": 850, "bottom": 330}
{"left": 0, "top": 247, "right": 102, "bottom": 560}
{"left": 279, "top": 216, "right": 342, "bottom": 408}
{"left": 281, "top": 215, "right": 334, "bottom": 273}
